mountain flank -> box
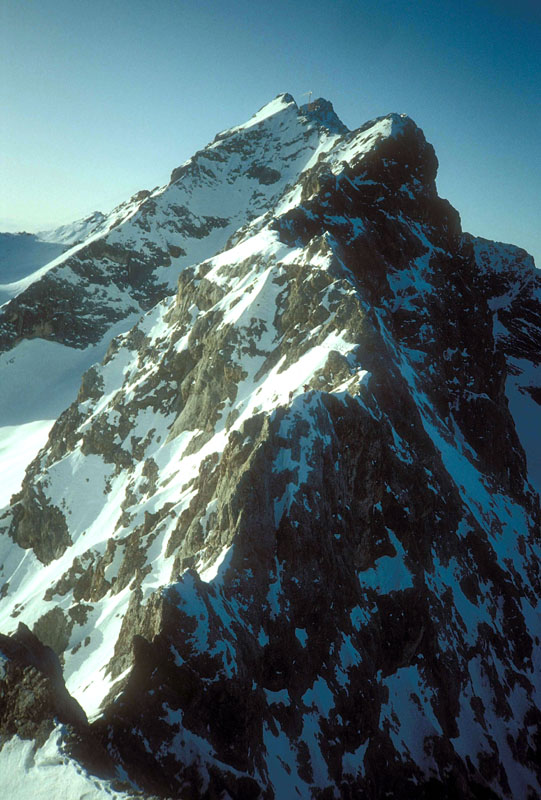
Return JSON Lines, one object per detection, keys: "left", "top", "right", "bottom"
{"left": 0, "top": 93, "right": 539, "bottom": 799}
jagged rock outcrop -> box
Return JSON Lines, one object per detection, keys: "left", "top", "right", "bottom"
{"left": 0, "top": 94, "right": 539, "bottom": 799}
{"left": 0, "top": 624, "right": 143, "bottom": 798}
{"left": 0, "top": 624, "right": 86, "bottom": 745}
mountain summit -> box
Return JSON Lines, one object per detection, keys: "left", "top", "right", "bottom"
{"left": 0, "top": 94, "right": 539, "bottom": 799}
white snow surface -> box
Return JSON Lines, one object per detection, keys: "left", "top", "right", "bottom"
{"left": 227, "top": 92, "right": 297, "bottom": 133}
{"left": 0, "top": 728, "right": 134, "bottom": 799}
{"left": 0, "top": 314, "right": 141, "bottom": 507}
{"left": 0, "top": 233, "right": 65, "bottom": 300}
{"left": 0, "top": 420, "right": 54, "bottom": 507}
{"left": 36, "top": 211, "right": 109, "bottom": 245}
{"left": 0, "top": 213, "right": 112, "bottom": 304}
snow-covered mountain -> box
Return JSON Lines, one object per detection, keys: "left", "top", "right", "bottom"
{"left": 0, "top": 213, "right": 112, "bottom": 301}
{"left": 0, "top": 94, "right": 539, "bottom": 799}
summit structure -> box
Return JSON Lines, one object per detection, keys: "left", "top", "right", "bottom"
{"left": 0, "top": 94, "right": 539, "bottom": 799}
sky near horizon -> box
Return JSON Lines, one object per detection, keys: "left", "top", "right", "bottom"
{"left": 1, "top": 0, "right": 540, "bottom": 265}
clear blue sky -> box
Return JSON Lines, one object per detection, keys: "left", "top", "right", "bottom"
{"left": 1, "top": 0, "right": 540, "bottom": 265}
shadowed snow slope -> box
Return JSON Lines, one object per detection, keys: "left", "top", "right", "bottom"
{"left": 0, "top": 94, "right": 539, "bottom": 800}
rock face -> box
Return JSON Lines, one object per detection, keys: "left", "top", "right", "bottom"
{"left": 0, "top": 624, "right": 87, "bottom": 745}
{"left": 0, "top": 95, "right": 539, "bottom": 799}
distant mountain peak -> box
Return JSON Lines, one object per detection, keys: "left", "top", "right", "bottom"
{"left": 224, "top": 92, "right": 299, "bottom": 136}
{"left": 221, "top": 93, "right": 348, "bottom": 140}
{"left": 299, "top": 96, "right": 349, "bottom": 134}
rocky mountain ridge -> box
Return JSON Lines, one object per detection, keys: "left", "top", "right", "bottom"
{"left": 0, "top": 94, "right": 343, "bottom": 353}
{"left": 0, "top": 94, "right": 539, "bottom": 799}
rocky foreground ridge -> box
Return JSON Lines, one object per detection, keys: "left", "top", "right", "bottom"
{"left": 0, "top": 94, "right": 540, "bottom": 799}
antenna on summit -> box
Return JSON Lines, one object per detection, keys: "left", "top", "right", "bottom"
{"left": 301, "top": 91, "right": 313, "bottom": 110}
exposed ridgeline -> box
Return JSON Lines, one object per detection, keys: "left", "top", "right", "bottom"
{"left": 0, "top": 94, "right": 343, "bottom": 352}
{"left": 0, "top": 95, "right": 539, "bottom": 799}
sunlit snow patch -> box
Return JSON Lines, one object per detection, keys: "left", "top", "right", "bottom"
{"left": 0, "top": 726, "right": 134, "bottom": 799}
